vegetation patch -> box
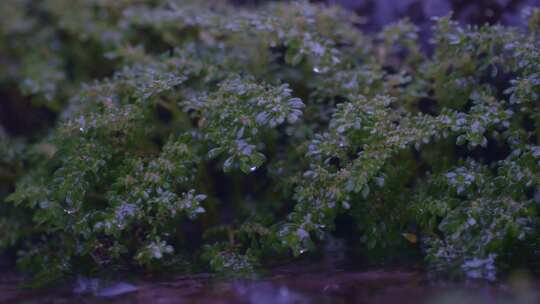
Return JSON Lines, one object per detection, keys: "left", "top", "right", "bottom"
{"left": 1, "top": 0, "right": 540, "bottom": 285}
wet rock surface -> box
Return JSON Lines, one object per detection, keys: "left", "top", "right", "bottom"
{"left": 1, "top": 262, "right": 539, "bottom": 303}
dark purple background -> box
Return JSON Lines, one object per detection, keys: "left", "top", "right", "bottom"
{"left": 325, "top": 0, "right": 540, "bottom": 31}
{"left": 234, "top": 0, "right": 540, "bottom": 31}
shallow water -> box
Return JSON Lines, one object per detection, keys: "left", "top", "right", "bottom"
{"left": 1, "top": 262, "right": 539, "bottom": 304}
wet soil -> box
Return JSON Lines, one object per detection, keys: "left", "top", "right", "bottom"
{"left": 1, "top": 262, "right": 539, "bottom": 304}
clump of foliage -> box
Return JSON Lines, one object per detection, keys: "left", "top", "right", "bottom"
{"left": 1, "top": 0, "right": 540, "bottom": 285}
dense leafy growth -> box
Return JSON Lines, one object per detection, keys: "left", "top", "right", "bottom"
{"left": 1, "top": 0, "right": 540, "bottom": 284}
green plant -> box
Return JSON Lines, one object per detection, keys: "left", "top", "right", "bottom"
{"left": 1, "top": 0, "right": 540, "bottom": 285}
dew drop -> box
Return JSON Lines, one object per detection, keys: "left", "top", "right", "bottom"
{"left": 64, "top": 208, "right": 76, "bottom": 215}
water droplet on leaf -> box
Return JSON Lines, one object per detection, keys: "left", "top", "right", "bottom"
{"left": 64, "top": 208, "right": 77, "bottom": 215}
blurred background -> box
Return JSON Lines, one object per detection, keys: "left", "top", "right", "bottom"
{"left": 235, "top": 0, "right": 540, "bottom": 30}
